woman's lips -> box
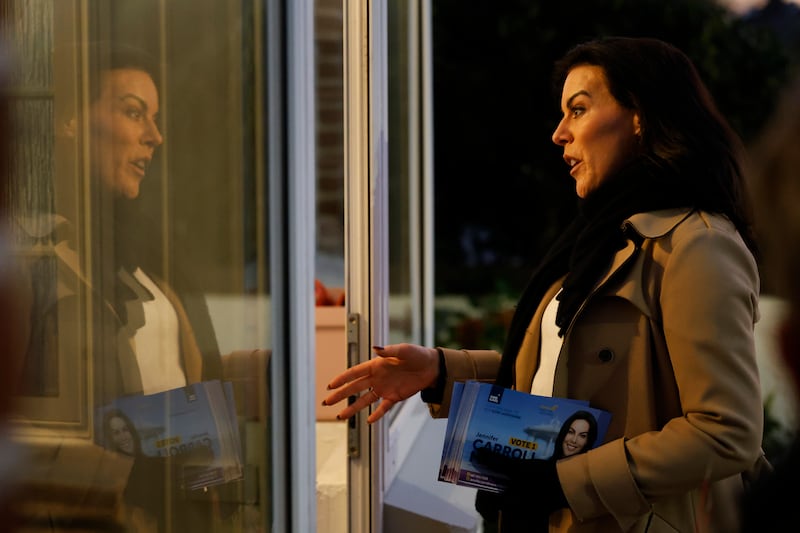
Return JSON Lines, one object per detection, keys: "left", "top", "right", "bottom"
{"left": 130, "top": 160, "right": 147, "bottom": 177}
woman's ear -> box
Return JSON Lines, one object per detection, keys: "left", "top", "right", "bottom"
{"left": 59, "top": 118, "right": 77, "bottom": 139}
{"left": 633, "top": 114, "right": 642, "bottom": 137}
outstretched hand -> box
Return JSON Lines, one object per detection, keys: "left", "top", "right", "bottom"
{"left": 322, "top": 343, "right": 440, "bottom": 424}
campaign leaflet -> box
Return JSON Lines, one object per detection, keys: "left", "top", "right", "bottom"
{"left": 95, "top": 379, "right": 243, "bottom": 490}
{"left": 438, "top": 381, "right": 611, "bottom": 493}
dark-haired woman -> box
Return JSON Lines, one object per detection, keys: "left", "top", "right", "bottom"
{"left": 16, "top": 42, "right": 222, "bottom": 405}
{"left": 102, "top": 408, "right": 142, "bottom": 457}
{"left": 324, "top": 36, "right": 765, "bottom": 532}
{"left": 553, "top": 410, "right": 597, "bottom": 461}
{"left": 14, "top": 43, "right": 224, "bottom": 532}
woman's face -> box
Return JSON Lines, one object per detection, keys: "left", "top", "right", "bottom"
{"left": 89, "top": 68, "right": 163, "bottom": 199}
{"left": 551, "top": 65, "right": 640, "bottom": 198}
{"left": 109, "top": 416, "right": 136, "bottom": 455}
{"left": 562, "top": 418, "right": 591, "bottom": 457}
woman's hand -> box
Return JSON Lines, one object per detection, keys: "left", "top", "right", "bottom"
{"left": 322, "top": 343, "right": 440, "bottom": 424}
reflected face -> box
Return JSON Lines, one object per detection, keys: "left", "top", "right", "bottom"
{"left": 562, "top": 419, "right": 590, "bottom": 457}
{"left": 109, "top": 416, "right": 135, "bottom": 455}
{"left": 89, "top": 68, "right": 163, "bottom": 199}
{"left": 551, "top": 65, "right": 640, "bottom": 198}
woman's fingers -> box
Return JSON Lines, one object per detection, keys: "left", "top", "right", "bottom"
{"left": 326, "top": 344, "right": 404, "bottom": 389}
{"left": 333, "top": 393, "right": 368, "bottom": 420}
{"left": 326, "top": 346, "right": 391, "bottom": 385}
{"left": 326, "top": 360, "right": 373, "bottom": 390}
{"left": 335, "top": 390, "right": 395, "bottom": 423}
{"left": 333, "top": 385, "right": 385, "bottom": 421}
{"left": 323, "top": 344, "right": 414, "bottom": 416}
{"left": 367, "top": 398, "right": 396, "bottom": 424}
{"left": 323, "top": 374, "right": 370, "bottom": 407}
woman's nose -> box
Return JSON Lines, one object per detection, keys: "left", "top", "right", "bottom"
{"left": 143, "top": 119, "right": 163, "bottom": 148}
{"left": 551, "top": 119, "right": 570, "bottom": 146}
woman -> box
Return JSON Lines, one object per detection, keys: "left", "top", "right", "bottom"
{"left": 103, "top": 408, "right": 142, "bottom": 457}
{"left": 100, "top": 406, "right": 171, "bottom": 529}
{"left": 324, "top": 37, "right": 764, "bottom": 532}
{"left": 553, "top": 410, "right": 597, "bottom": 460}
{"left": 16, "top": 42, "right": 222, "bottom": 404}
{"left": 14, "top": 43, "right": 225, "bottom": 532}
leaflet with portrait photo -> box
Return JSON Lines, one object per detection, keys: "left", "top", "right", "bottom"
{"left": 438, "top": 380, "right": 612, "bottom": 493}
{"left": 95, "top": 379, "right": 243, "bottom": 491}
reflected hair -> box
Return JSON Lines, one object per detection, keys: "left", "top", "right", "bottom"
{"left": 552, "top": 36, "right": 756, "bottom": 255}
{"left": 87, "top": 42, "right": 159, "bottom": 102}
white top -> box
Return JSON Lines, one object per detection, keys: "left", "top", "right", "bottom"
{"left": 125, "top": 268, "right": 187, "bottom": 394}
{"left": 530, "top": 290, "right": 564, "bottom": 397}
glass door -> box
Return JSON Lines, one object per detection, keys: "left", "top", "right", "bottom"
{"left": 338, "top": 1, "right": 455, "bottom": 531}
{"left": 3, "top": 0, "right": 316, "bottom": 531}
{"left": 341, "top": 0, "right": 447, "bottom": 531}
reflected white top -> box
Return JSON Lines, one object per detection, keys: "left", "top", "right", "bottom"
{"left": 531, "top": 289, "right": 563, "bottom": 397}
{"left": 127, "top": 268, "right": 186, "bottom": 394}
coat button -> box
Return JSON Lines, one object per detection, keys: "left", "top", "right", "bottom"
{"left": 598, "top": 348, "right": 614, "bottom": 363}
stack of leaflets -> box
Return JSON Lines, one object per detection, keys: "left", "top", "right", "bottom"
{"left": 438, "top": 381, "right": 611, "bottom": 493}
{"left": 95, "top": 379, "right": 243, "bottom": 491}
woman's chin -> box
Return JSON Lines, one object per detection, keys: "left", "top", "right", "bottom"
{"left": 116, "top": 181, "right": 141, "bottom": 200}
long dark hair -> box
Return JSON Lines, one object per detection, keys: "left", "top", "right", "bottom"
{"left": 88, "top": 42, "right": 160, "bottom": 102}
{"left": 552, "top": 410, "right": 598, "bottom": 460}
{"left": 552, "top": 36, "right": 757, "bottom": 256}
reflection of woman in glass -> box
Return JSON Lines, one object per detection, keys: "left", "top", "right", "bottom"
{"left": 15, "top": 43, "right": 223, "bottom": 532}
{"left": 102, "top": 408, "right": 141, "bottom": 457}
{"left": 101, "top": 406, "right": 168, "bottom": 530}
{"left": 86, "top": 45, "right": 221, "bottom": 529}
{"left": 552, "top": 410, "right": 597, "bottom": 460}
{"left": 87, "top": 44, "right": 218, "bottom": 400}
{"left": 16, "top": 42, "right": 222, "bottom": 404}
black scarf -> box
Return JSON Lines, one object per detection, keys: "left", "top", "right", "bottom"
{"left": 113, "top": 196, "right": 155, "bottom": 325}
{"left": 494, "top": 158, "right": 694, "bottom": 387}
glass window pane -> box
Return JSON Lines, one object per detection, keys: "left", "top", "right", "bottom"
{"left": 6, "top": 1, "right": 273, "bottom": 531}
{"left": 314, "top": 2, "right": 348, "bottom": 532}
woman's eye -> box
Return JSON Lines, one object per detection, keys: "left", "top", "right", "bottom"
{"left": 125, "top": 108, "right": 143, "bottom": 120}
{"left": 570, "top": 106, "right": 585, "bottom": 118}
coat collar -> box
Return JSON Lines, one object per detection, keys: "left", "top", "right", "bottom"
{"left": 14, "top": 213, "right": 72, "bottom": 242}
{"left": 623, "top": 208, "right": 694, "bottom": 240}
{"left": 590, "top": 208, "right": 693, "bottom": 310}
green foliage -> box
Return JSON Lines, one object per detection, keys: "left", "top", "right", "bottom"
{"left": 763, "top": 392, "right": 796, "bottom": 463}
{"left": 434, "top": 280, "right": 518, "bottom": 351}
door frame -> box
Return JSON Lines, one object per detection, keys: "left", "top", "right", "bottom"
{"left": 343, "top": 0, "right": 389, "bottom": 531}
{"left": 267, "top": 0, "right": 317, "bottom": 531}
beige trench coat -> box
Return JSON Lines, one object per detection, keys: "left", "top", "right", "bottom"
{"left": 429, "top": 208, "right": 763, "bottom": 533}
{"left": 14, "top": 214, "right": 206, "bottom": 404}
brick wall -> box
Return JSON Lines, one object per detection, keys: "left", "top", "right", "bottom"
{"left": 315, "top": 0, "right": 345, "bottom": 258}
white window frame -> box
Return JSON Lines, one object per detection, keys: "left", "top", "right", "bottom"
{"left": 343, "top": 0, "right": 389, "bottom": 531}
{"left": 267, "top": 0, "right": 317, "bottom": 531}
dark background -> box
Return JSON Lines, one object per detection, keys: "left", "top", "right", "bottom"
{"left": 431, "top": 0, "right": 800, "bottom": 301}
